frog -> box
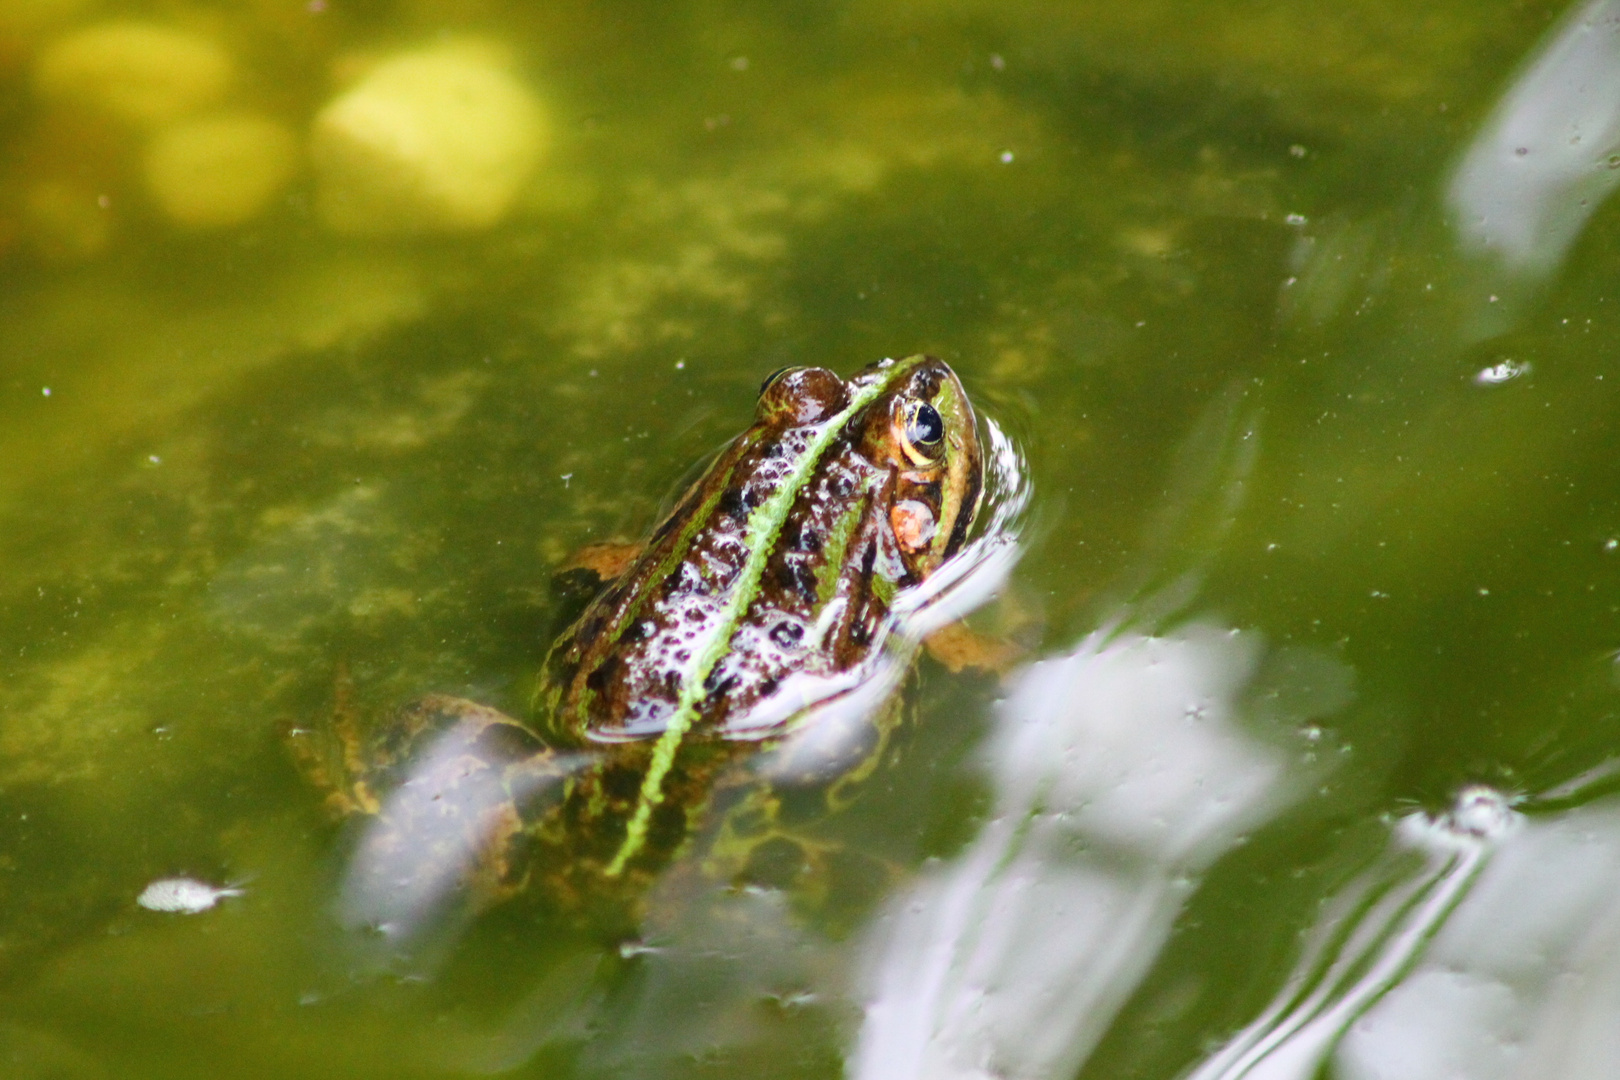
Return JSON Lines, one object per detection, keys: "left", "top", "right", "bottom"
{"left": 286, "top": 354, "right": 986, "bottom": 942}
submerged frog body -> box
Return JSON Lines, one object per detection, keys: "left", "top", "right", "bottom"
{"left": 289, "top": 355, "right": 984, "bottom": 938}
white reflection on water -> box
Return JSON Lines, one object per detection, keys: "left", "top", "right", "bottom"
{"left": 334, "top": 728, "right": 585, "bottom": 963}
{"left": 1189, "top": 787, "right": 1520, "bottom": 1080}
{"left": 1448, "top": 0, "right": 1620, "bottom": 276}
{"left": 1335, "top": 796, "right": 1620, "bottom": 1080}
{"left": 1287, "top": 0, "right": 1620, "bottom": 346}
{"left": 851, "top": 624, "right": 1333, "bottom": 1080}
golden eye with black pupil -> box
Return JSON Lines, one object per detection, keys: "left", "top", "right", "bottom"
{"left": 901, "top": 400, "right": 945, "bottom": 463}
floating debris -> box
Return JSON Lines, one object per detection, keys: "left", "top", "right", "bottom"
{"left": 136, "top": 876, "right": 245, "bottom": 914}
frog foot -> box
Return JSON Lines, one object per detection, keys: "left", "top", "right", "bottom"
{"left": 703, "top": 787, "right": 905, "bottom": 928}
{"left": 281, "top": 662, "right": 382, "bottom": 819}
{"left": 924, "top": 621, "right": 1022, "bottom": 676}
{"left": 286, "top": 676, "right": 589, "bottom": 944}
{"left": 559, "top": 540, "right": 645, "bottom": 582}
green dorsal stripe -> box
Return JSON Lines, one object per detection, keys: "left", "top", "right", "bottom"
{"left": 603, "top": 356, "right": 921, "bottom": 876}
{"left": 813, "top": 498, "right": 867, "bottom": 610}
{"left": 571, "top": 454, "right": 747, "bottom": 729}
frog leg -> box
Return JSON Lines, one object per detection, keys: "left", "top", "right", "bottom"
{"left": 282, "top": 662, "right": 382, "bottom": 819}
{"left": 285, "top": 674, "right": 587, "bottom": 932}
{"left": 701, "top": 772, "right": 907, "bottom": 924}
{"left": 336, "top": 695, "right": 584, "bottom": 927}
{"left": 923, "top": 620, "right": 1022, "bottom": 676}
{"left": 560, "top": 540, "right": 645, "bottom": 582}
{"left": 922, "top": 577, "right": 1042, "bottom": 675}
{"left": 546, "top": 541, "right": 648, "bottom": 643}
{"left": 703, "top": 784, "right": 812, "bottom": 892}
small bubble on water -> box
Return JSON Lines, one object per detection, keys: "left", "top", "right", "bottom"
{"left": 1475, "top": 359, "right": 1529, "bottom": 385}
{"left": 999, "top": 150, "right": 1015, "bottom": 164}
{"left": 1446, "top": 785, "right": 1519, "bottom": 839}
{"left": 1285, "top": 213, "right": 1308, "bottom": 226}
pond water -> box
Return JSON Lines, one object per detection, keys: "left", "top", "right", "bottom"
{"left": 3, "top": 0, "right": 1619, "bottom": 1077}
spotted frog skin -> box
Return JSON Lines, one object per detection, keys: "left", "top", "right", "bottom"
{"left": 289, "top": 355, "right": 983, "bottom": 934}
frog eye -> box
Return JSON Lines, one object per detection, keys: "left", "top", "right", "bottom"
{"left": 759, "top": 367, "right": 798, "bottom": 395}
{"left": 900, "top": 400, "right": 946, "bottom": 464}
{"left": 756, "top": 367, "right": 848, "bottom": 424}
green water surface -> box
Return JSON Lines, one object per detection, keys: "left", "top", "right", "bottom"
{"left": 1, "top": 0, "right": 1611, "bottom": 1077}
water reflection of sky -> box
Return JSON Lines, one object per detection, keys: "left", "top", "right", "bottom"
{"left": 1339, "top": 798, "right": 1620, "bottom": 1080}
{"left": 853, "top": 624, "right": 1337, "bottom": 1080}
{"left": 1167, "top": 782, "right": 1620, "bottom": 1080}
{"left": 850, "top": 623, "right": 1620, "bottom": 1080}
{"left": 849, "top": 5, "right": 1620, "bottom": 1069}
{"left": 1190, "top": 788, "right": 1520, "bottom": 1080}
{"left": 1447, "top": 0, "right": 1620, "bottom": 277}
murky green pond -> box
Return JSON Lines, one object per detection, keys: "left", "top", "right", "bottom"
{"left": 6, "top": 0, "right": 1620, "bottom": 1077}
